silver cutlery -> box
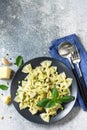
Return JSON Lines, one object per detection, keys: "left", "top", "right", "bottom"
{"left": 71, "top": 45, "right": 87, "bottom": 101}
{"left": 58, "top": 42, "right": 74, "bottom": 68}
{"left": 71, "top": 45, "right": 82, "bottom": 76}
{"left": 58, "top": 42, "right": 87, "bottom": 107}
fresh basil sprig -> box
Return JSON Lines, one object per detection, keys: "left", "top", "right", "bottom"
{"left": 15, "top": 56, "right": 24, "bottom": 67}
{"left": 37, "top": 87, "right": 74, "bottom": 108}
{"left": 0, "top": 85, "right": 8, "bottom": 90}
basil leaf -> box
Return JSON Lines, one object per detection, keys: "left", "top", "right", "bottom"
{"left": 37, "top": 98, "right": 51, "bottom": 107}
{"left": 52, "top": 86, "right": 59, "bottom": 99}
{"left": 0, "top": 85, "right": 8, "bottom": 90}
{"left": 15, "top": 56, "right": 24, "bottom": 67}
{"left": 45, "top": 100, "right": 56, "bottom": 108}
{"left": 55, "top": 100, "right": 62, "bottom": 104}
{"left": 58, "top": 96, "right": 75, "bottom": 103}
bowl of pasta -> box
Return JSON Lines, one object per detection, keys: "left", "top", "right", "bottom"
{"left": 11, "top": 57, "right": 77, "bottom": 124}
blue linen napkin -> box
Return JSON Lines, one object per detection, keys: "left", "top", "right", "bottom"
{"left": 49, "top": 34, "right": 87, "bottom": 111}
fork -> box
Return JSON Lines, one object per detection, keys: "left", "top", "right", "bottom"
{"left": 71, "top": 46, "right": 82, "bottom": 77}
{"left": 71, "top": 46, "right": 87, "bottom": 106}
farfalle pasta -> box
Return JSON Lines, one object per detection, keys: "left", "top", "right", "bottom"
{"left": 14, "top": 60, "right": 72, "bottom": 122}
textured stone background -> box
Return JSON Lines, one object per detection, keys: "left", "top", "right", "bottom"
{"left": 0, "top": 0, "right": 87, "bottom": 130}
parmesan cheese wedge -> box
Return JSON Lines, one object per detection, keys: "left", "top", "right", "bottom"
{"left": 0, "top": 66, "right": 12, "bottom": 79}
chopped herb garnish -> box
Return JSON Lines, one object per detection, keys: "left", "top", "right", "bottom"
{"left": 18, "top": 81, "right": 21, "bottom": 84}
{"left": 16, "top": 92, "right": 19, "bottom": 96}
{"left": 36, "top": 79, "right": 41, "bottom": 82}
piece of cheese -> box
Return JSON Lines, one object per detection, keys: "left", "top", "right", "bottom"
{"left": 0, "top": 66, "right": 12, "bottom": 79}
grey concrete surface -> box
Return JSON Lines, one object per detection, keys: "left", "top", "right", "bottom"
{"left": 0, "top": 0, "right": 87, "bottom": 130}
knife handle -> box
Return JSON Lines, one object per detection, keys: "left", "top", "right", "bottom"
{"left": 80, "top": 76, "right": 87, "bottom": 97}
{"left": 76, "top": 63, "right": 87, "bottom": 101}
{"left": 72, "top": 68, "right": 87, "bottom": 107}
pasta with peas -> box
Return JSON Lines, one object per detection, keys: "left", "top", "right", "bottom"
{"left": 14, "top": 60, "right": 72, "bottom": 122}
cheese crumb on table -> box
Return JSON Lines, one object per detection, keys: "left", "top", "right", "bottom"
{"left": 0, "top": 116, "right": 4, "bottom": 120}
{"left": 0, "top": 66, "right": 12, "bottom": 79}
{"left": 2, "top": 96, "right": 12, "bottom": 105}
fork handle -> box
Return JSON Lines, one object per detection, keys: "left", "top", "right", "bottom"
{"left": 72, "top": 68, "right": 87, "bottom": 107}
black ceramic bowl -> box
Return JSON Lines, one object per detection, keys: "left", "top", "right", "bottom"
{"left": 11, "top": 57, "right": 77, "bottom": 124}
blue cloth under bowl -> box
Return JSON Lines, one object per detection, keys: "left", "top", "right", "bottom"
{"left": 49, "top": 34, "right": 87, "bottom": 110}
